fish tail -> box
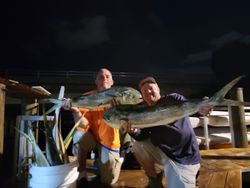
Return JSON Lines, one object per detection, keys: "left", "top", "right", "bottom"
{"left": 39, "top": 98, "right": 62, "bottom": 105}
{"left": 39, "top": 98, "right": 63, "bottom": 114}
{"left": 209, "top": 75, "right": 244, "bottom": 104}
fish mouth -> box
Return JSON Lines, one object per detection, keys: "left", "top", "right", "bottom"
{"left": 138, "top": 97, "right": 143, "bottom": 102}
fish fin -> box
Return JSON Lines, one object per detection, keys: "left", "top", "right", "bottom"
{"left": 220, "top": 99, "right": 250, "bottom": 106}
{"left": 210, "top": 75, "right": 244, "bottom": 103}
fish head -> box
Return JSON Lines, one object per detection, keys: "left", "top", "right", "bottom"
{"left": 118, "top": 87, "right": 143, "bottom": 105}
{"left": 103, "top": 107, "right": 128, "bottom": 129}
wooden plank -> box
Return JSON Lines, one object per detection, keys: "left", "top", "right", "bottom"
{"left": 197, "top": 171, "right": 213, "bottom": 188}
{"left": 113, "top": 170, "right": 149, "bottom": 187}
{"left": 201, "top": 170, "right": 242, "bottom": 188}
{"left": 0, "top": 77, "right": 50, "bottom": 99}
{"left": 0, "top": 84, "right": 5, "bottom": 155}
{"left": 198, "top": 148, "right": 250, "bottom": 188}
{"left": 0, "top": 84, "right": 6, "bottom": 176}
{"left": 202, "top": 155, "right": 250, "bottom": 160}
{"left": 207, "top": 171, "right": 227, "bottom": 188}
{"left": 225, "top": 170, "right": 242, "bottom": 188}
{"left": 200, "top": 159, "right": 247, "bottom": 172}
{"left": 200, "top": 148, "right": 250, "bottom": 157}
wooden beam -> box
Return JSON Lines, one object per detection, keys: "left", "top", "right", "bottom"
{"left": 0, "top": 77, "right": 50, "bottom": 99}
{"left": 229, "top": 87, "right": 248, "bottom": 148}
{"left": 0, "top": 84, "right": 6, "bottom": 177}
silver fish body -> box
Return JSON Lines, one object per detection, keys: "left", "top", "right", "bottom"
{"left": 70, "top": 86, "right": 142, "bottom": 109}
{"left": 103, "top": 76, "right": 246, "bottom": 129}
{"left": 103, "top": 100, "right": 200, "bottom": 128}
{"left": 39, "top": 86, "right": 142, "bottom": 114}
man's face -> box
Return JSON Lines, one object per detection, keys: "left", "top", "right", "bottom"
{"left": 95, "top": 69, "right": 114, "bottom": 91}
{"left": 140, "top": 83, "right": 161, "bottom": 106}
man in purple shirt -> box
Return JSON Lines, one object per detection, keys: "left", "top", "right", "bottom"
{"left": 124, "top": 76, "right": 212, "bottom": 188}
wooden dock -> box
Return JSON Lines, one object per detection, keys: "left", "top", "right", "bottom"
{"left": 197, "top": 148, "right": 250, "bottom": 188}
{"left": 84, "top": 148, "right": 250, "bottom": 188}
{"left": 114, "top": 148, "right": 250, "bottom": 188}
{"left": 2, "top": 148, "right": 250, "bottom": 188}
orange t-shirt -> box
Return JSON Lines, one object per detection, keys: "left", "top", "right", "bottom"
{"left": 78, "top": 90, "right": 120, "bottom": 151}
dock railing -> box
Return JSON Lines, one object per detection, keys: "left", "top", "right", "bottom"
{"left": 191, "top": 105, "right": 250, "bottom": 150}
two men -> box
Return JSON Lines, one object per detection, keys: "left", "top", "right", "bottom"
{"left": 65, "top": 72, "right": 212, "bottom": 188}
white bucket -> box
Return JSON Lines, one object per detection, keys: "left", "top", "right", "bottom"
{"left": 29, "top": 156, "right": 79, "bottom": 188}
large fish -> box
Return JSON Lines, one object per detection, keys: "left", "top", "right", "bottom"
{"left": 40, "top": 86, "right": 143, "bottom": 113}
{"left": 103, "top": 76, "right": 248, "bottom": 129}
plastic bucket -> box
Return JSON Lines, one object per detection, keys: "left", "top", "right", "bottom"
{"left": 29, "top": 156, "right": 79, "bottom": 188}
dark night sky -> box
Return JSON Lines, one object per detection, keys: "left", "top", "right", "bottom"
{"left": 2, "top": 0, "right": 250, "bottom": 74}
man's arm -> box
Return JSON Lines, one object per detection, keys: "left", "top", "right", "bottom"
{"left": 71, "top": 107, "right": 89, "bottom": 129}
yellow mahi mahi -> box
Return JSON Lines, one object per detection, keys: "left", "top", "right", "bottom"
{"left": 40, "top": 86, "right": 143, "bottom": 113}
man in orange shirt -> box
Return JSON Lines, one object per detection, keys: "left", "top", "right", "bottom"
{"left": 66, "top": 68, "right": 123, "bottom": 186}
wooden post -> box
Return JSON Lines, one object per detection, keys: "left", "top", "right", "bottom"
{"left": 0, "top": 84, "right": 6, "bottom": 178}
{"left": 228, "top": 87, "right": 248, "bottom": 148}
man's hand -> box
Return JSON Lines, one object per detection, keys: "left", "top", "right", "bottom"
{"left": 198, "top": 96, "right": 213, "bottom": 116}
{"left": 62, "top": 98, "right": 81, "bottom": 113}
{"left": 198, "top": 104, "right": 213, "bottom": 116}
{"left": 61, "top": 98, "right": 71, "bottom": 110}
{"left": 78, "top": 115, "right": 89, "bottom": 128}
{"left": 122, "top": 123, "right": 138, "bottom": 134}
